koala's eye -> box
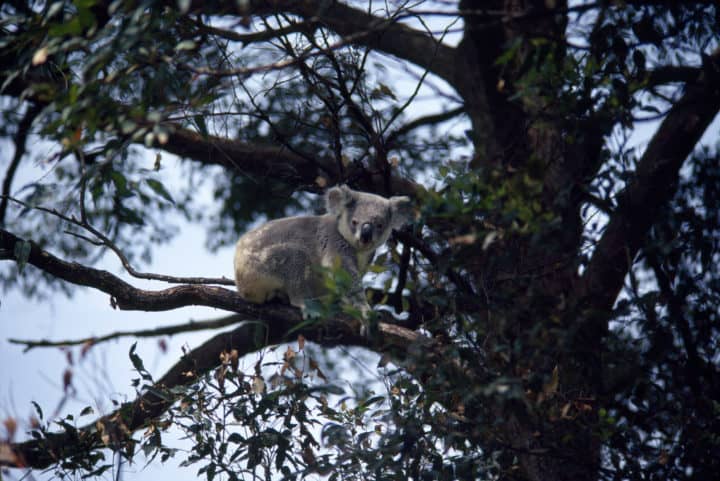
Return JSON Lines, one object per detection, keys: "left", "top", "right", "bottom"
{"left": 376, "top": 223, "right": 383, "bottom": 230}
{"left": 351, "top": 219, "right": 358, "bottom": 227}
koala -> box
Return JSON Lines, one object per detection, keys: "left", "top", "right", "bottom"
{"left": 233, "top": 185, "right": 413, "bottom": 332}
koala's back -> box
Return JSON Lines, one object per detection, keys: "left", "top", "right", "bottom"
{"left": 234, "top": 214, "right": 351, "bottom": 306}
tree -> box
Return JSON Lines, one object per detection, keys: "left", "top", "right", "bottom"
{"left": 1, "top": 1, "right": 719, "bottom": 480}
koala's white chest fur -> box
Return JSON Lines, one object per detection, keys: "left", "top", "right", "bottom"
{"left": 233, "top": 185, "right": 413, "bottom": 315}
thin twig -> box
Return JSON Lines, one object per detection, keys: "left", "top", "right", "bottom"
{"left": 176, "top": 24, "right": 390, "bottom": 79}
{"left": 394, "top": 229, "right": 477, "bottom": 299}
{"left": 9, "top": 314, "right": 246, "bottom": 352}
{"left": 379, "top": 15, "right": 459, "bottom": 140}
{"left": 195, "top": 18, "right": 318, "bottom": 45}
{"left": 1, "top": 195, "right": 234, "bottom": 285}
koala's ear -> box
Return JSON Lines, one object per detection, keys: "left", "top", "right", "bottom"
{"left": 389, "top": 196, "right": 414, "bottom": 229}
{"left": 326, "top": 185, "right": 355, "bottom": 215}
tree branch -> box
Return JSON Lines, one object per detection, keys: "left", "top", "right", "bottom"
{"left": 645, "top": 65, "right": 702, "bottom": 86}
{"left": 0, "top": 311, "right": 431, "bottom": 469}
{"left": 195, "top": 18, "right": 319, "bottom": 46}
{"left": 244, "top": 0, "right": 457, "bottom": 85}
{"left": 0, "top": 227, "right": 428, "bottom": 348}
{"left": 385, "top": 106, "right": 465, "bottom": 147}
{"left": 3, "top": 195, "right": 235, "bottom": 286}
{"left": 155, "top": 123, "right": 419, "bottom": 196}
{"left": 159, "top": 125, "right": 323, "bottom": 184}
{"left": 573, "top": 48, "right": 720, "bottom": 320}
{"left": 0, "top": 227, "right": 293, "bottom": 316}
{"left": 9, "top": 314, "right": 247, "bottom": 352}
{"left": 0, "top": 103, "right": 42, "bottom": 225}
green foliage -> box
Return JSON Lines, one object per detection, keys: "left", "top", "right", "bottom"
{"left": 129, "top": 342, "right": 154, "bottom": 384}
{"left": 301, "top": 259, "right": 374, "bottom": 324}
{"left": 21, "top": 404, "right": 112, "bottom": 479}
{"left": 206, "top": 175, "right": 306, "bottom": 251}
{"left": 133, "top": 344, "right": 517, "bottom": 481}
{"left": 12, "top": 239, "right": 31, "bottom": 272}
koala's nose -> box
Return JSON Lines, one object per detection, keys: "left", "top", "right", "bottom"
{"left": 360, "top": 223, "right": 373, "bottom": 243}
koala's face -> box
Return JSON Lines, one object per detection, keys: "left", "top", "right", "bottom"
{"left": 326, "top": 185, "right": 413, "bottom": 251}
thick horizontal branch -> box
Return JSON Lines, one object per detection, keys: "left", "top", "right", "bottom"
{"left": 0, "top": 227, "right": 296, "bottom": 318}
{"left": 157, "top": 123, "right": 419, "bottom": 196}
{"left": 159, "top": 126, "right": 324, "bottom": 186}
{"left": 574, "top": 48, "right": 720, "bottom": 319}
{"left": 0, "top": 227, "right": 425, "bottom": 349}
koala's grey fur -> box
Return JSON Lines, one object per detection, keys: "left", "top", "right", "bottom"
{"left": 234, "top": 185, "right": 413, "bottom": 324}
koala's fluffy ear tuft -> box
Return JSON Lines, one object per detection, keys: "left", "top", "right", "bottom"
{"left": 326, "top": 185, "right": 355, "bottom": 215}
{"left": 390, "top": 196, "right": 414, "bottom": 229}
